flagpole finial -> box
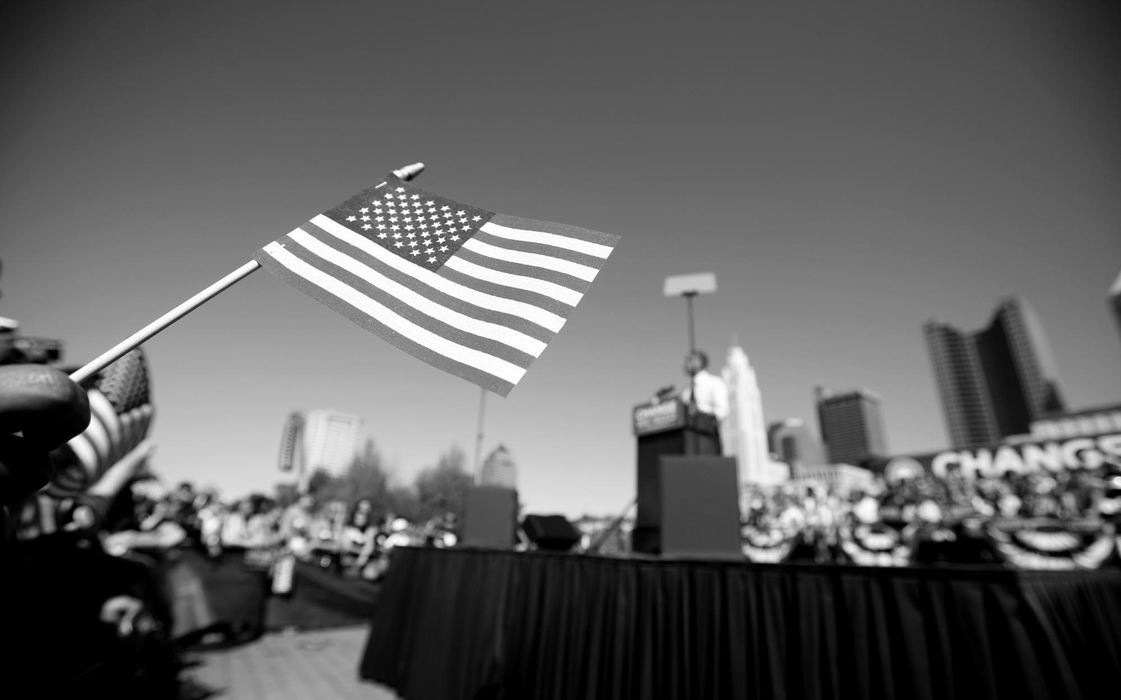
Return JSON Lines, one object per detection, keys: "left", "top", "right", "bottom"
{"left": 392, "top": 162, "right": 425, "bottom": 181}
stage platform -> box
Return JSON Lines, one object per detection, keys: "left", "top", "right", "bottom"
{"left": 360, "top": 546, "right": 1121, "bottom": 700}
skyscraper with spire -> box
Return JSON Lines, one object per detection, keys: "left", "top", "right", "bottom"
{"left": 721, "top": 345, "right": 775, "bottom": 485}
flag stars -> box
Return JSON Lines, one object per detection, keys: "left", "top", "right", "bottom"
{"left": 395, "top": 187, "right": 406, "bottom": 193}
{"left": 346, "top": 215, "right": 357, "bottom": 222}
{"left": 395, "top": 242, "right": 404, "bottom": 248}
{"left": 362, "top": 224, "right": 372, "bottom": 230}
{"left": 359, "top": 207, "right": 369, "bottom": 214}
{"left": 451, "top": 235, "right": 461, "bottom": 241}
{"left": 428, "top": 256, "right": 437, "bottom": 264}
{"left": 472, "top": 215, "right": 482, "bottom": 221}
{"left": 439, "top": 245, "right": 449, "bottom": 252}
{"left": 410, "top": 250, "right": 420, "bottom": 256}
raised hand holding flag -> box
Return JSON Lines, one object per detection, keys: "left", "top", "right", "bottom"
{"left": 69, "top": 163, "right": 620, "bottom": 398}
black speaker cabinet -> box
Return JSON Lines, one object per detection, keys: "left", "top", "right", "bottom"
{"left": 462, "top": 485, "right": 518, "bottom": 549}
{"left": 521, "top": 514, "right": 581, "bottom": 552}
{"left": 658, "top": 455, "right": 742, "bottom": 559}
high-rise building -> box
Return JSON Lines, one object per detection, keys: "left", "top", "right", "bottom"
{"left": 815, "top": 387, "right": 888, "bottom": 466}
{"left": 767, "top": 418, "right": 826, "bottom": 474}
{"left": 1110, "top": 269, "right": 1121, "bottom": 347}
{"left": 924, "top": 322, "right": 998, "bottom": 447}
{"left": 480, "top": 444, "right": 518, "bottom": 489}
{"left": 721, "top": 345, "right": 774, "bottom": 485}
{"left": 924, "top": 297, "right": 1066, "bottom": 447}
{"left": 278, "top": 410, "right": 367, "bottom": 490}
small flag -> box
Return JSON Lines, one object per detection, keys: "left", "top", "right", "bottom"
{"left": 51, "top": 348, "right": 155, "bottom": 495}
{"left": 256, "top": 175, "right": 620, "bottom": 396}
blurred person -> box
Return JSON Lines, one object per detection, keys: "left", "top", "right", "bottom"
{"left": 280, "top": 493, "right": 316, "bottom": 559}
{"left": 0, "top": 364, "right": 186, "bottom": 698}
{"left": 680, "top": 350, "right": 729, "bottom": 423}
{"left": 220, "top": 497, "right": 257, "bottom": 549}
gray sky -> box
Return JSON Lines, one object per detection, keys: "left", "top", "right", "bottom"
{"left": 2, "top": 1, "right": 1119, "bottom": 517}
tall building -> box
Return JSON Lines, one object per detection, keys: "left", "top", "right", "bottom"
{"left": 924, "top": 297, "right": 1066, "bottom": 447}
{"left": 767, "top": 418, "right": 826, "bottom": 474}
{"left": 1110, "top": 269, "right": 1121, "bottom": 347}
{"left": 479, "top": 444, "right": 518, "bottom": 489}
{"left": 815, "top": 387, "right": 888, "bottom": 466}
{"left": 278, "top": 409, "right": 367, "bottom": 489}
{"left": 924, "top": 322, "right": 998, "bottom": 447}
{"left": 720, "top": 345, "right": 774, "bottom": 485}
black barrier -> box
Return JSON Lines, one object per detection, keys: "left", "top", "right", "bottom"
{"left": 360, "top": 547, "right": 1121, "bottom": 700}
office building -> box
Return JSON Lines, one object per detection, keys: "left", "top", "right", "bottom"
{"left": 480, "top": 444, "right": 518, "bottom": 489}
{"left": 767, "top": 418, "right": 826, "bottom": 474}
{"left": 815, "top": 387, "right": 888, "bottom": 466}
{"left": 1111, "top": 269, "right": 1121, "bottom": 347}
{"left": 278, "top": 410, "right": 367, "bottom": 491}
{"left": 924, "top": 297, "right": 1066, "bottom": 447}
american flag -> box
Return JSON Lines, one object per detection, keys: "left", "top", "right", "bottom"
{"left": 255, "top": 175, "right": 620, "bottom": 396}
{"left": 50, "top": 348, "right": 155, "bottom": 495}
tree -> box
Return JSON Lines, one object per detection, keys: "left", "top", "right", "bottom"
{"left": 412, "top": 445, "right": 473, "bottom": 525}
{"left": 306, "top": 467, "right": 335, "bottom": 501}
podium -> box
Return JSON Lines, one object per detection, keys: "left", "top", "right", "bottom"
{"left": 632, "top": 398, "right": 725, "bottom": 554}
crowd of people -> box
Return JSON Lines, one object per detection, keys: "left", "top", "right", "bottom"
{"left": 739, "top": 461, "right": 1121, "bottom": 566}
{"left": 104, "top": 481, "right": 459, "bottom": 588}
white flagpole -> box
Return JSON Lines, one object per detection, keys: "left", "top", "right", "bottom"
{"left": 473, "top": 386, "right": 487, "bottom": 484}
{"left": 69, "top": 162, "right": 425, "bottom": 384}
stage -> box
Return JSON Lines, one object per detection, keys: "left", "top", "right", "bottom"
{"left": 359, "top": 546, "right": 1121, "bottom": 700}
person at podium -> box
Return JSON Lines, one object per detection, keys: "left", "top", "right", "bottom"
{"left": 679, "top": 350, "right": 729, "bottom": 452}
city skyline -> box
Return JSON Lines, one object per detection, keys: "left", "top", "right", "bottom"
{"left": 3, "top": 1, "right": 1119, "bottom": 517}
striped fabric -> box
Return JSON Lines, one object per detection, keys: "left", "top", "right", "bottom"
{"left": 256, "top": 176, "right": 620, "bottom": 396}
{"left": 51, "top": 348, "right": 155, "bottom": 495}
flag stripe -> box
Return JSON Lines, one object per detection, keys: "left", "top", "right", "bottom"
{"left": 259, "top": 242, "right": 528, "bottom": 386}
{"left": 479, "top": 220, "right": 615, "bottom": 259}
{"left": 490, "top": 213, "right": 622, "bottom": 249}
{"left": 472, "top": 228, "right": 608, "bottom": 270}
{"left": 312, "top": 216, "right": 566, "bottom": 332}
{"left": 452, "top": 244, "right": 595, "bottom": 293}
{"left": 281, "top": 236, "right": 542, "bottom": 364}
{"left": 89, "top": 391, "right": 121, "bottom": 455}
{"left": 298, "top": 224, "right": 557, "bottom": 343}
{"left": 444, "top": 252, "right": 586, "bottom": 305}
{"left": 460, "top": 237, "right": 600, "bottom": 282}
{"left": 435, "top": 264, "right": 575, "bottom": 319}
